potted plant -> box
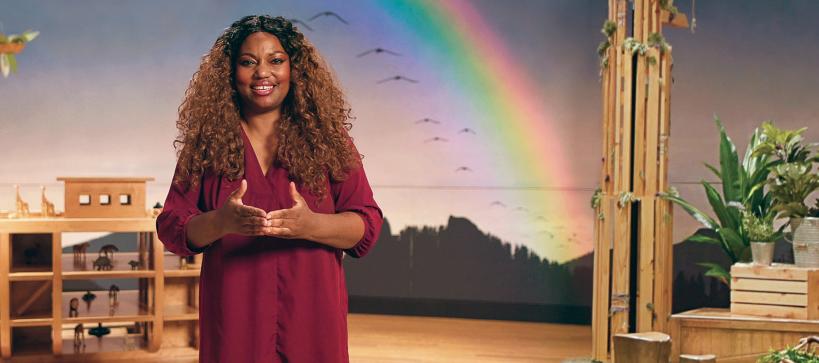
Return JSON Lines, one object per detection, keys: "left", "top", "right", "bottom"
{"left": 0, "top": 29, "right": 39, "bottom": 78}
{"left": 742, "top": 209, "right": 778, "bottom": 265}
{"left": 752, "top": 122, "right": 819, "bottom": 267}
{"left": 659, "top": 117, "right": 775, "bottom": 283}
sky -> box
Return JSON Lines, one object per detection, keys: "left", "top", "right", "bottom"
{"left": 1, "top": 0, "right": 819, "bottom": 262}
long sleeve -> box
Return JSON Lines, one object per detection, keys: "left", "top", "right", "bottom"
{"left": 330, "top": 153, "right": 383, "bottom": 258}
{"left": 156, "top": 164, "right": 209, "bottom": 257}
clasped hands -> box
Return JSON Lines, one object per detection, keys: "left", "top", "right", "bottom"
{"left": 217, "top": 179, "right": 317, "bottom": 239}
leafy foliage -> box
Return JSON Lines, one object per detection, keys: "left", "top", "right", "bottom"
{"left": 769, "top": 162, "right": 819, "bottom": 219}
{"left": 759, "top": 345, "right": 819, "bottom": 363}
{"left": 0, "top": 30, "right": 39, "bottom": 78}
{"left": 659, "top": 117, "right": 775, "bottom": 282}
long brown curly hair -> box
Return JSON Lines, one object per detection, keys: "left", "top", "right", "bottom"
{"left": 173, "top": 15, "right": 358, "bottom": 199}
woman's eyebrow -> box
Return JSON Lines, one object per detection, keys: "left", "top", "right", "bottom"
{"left": 239, "top": 50, "right": 287, "bottom": 57}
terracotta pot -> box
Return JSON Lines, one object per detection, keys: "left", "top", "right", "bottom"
{"left": 0, "top": 42, "right": 25, "bottom": 54}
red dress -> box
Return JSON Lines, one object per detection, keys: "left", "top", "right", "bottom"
{"left": 156, "top": 126, "right": 383, "bottom": 362}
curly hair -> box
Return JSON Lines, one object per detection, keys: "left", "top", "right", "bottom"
{"left": 173, "top": 15, "right": 358, "bottom": 200}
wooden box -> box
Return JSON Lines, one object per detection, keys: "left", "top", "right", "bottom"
{"left": 730, "top": 263, "right": 819, "bottom": 320}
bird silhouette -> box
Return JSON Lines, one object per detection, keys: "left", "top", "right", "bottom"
{"left": 414, "top": 118, "right": 441, "bottom": 125}
{"left": 309, "top": 11, "right": 348, "bottom": 24}
{"left": 289, "top": 19, "right": 313, "bottom": 31}
{"left": 489, "top": 201, "right": 506, "bottom": 208}
{"left": 454, "top": 166, "right": 472, "bottom": 172}
{"left": 513, "top": 206, "right": 529, "bottom": 212}
{"left": 377, "top": 75, "right": 418, "bottom": 84}
{"left": 458, "top": 128, "right": 476, "bottom": 134}
{"left": 357, "top": 47, "right": 402, "bottom": 58}
{"left": 424, "top": 137, "right": 448, "bottom": 143}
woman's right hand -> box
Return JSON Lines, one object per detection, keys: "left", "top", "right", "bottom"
{"left": 217, "top": 179, "right": 271, "bottom": 236}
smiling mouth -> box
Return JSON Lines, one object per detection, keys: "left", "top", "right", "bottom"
{"left": 250, "top": 84, "right": 276, "bottom": 96}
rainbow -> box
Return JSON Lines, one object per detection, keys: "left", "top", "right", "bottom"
{"left": 379, "top": 0, "right": 590, "bottom": 261}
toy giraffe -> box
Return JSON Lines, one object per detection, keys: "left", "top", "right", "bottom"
{"left": 74, "top": 323, "right": 85, "bottom": 348}
{"left": 41, "top": 185, "right": 55, "bottom": 217}
{"left": 15, "top": 184, "right": 30, "bottom": 218}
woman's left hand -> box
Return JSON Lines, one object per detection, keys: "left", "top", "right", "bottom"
{"left": 264, "top": 181, "right": 318, "bottom": 239}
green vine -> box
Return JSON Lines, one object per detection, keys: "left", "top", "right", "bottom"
{"left": 659, "top": 0, "right": 680, "bottom": 16}
{"left": 617, "top": 191, "right": 638, "bottom": 208}
{"left": 598, "top": 20, "right": 617, "bottom": 71}
{"left": 0, "top": 30, "right": 39, "bottom": 78}
{"left": 623, "top": 32, "right": 669, "bottom": 66}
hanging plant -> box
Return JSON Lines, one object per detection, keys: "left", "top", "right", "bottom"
{"left": 0, "top": 30, "right": 39, "bottom": 78}
{"left": 598, "top": 20, "right": 617, "bottom": 71}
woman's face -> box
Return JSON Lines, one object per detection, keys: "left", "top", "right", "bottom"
{"left": 233, "top": 32, "right": 291, "bottom": 117}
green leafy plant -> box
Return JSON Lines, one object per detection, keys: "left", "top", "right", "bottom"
{"left": 768, "top": 162, "right": 819, "bottom": 219}
{"left": 598, "top": 20, "right": 617, "bottom": 70}
{"left": 658, "top": 117, "right": 775, "bottom": 284}
{"left": 752, "top": 121, "right": 817, "bottom": 164}
{"left": 0, "top": 30, "right": 39, "bottom": 78}
{"left": 742, "top": 209, "right": 778, "bottom": 242}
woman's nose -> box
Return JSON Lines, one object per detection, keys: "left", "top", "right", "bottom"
{"left": 255, "top": 66, "right": 272, "bottom": 78}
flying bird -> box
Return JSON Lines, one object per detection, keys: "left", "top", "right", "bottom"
{"left": 489, "top": 201, "right": 506, "bottom": 208}
{"left": 357, "top": 47, "right": 402, "bottom": 58}
{"left": 377, "top": 75, "right": 418, "bottom": 84}
{"left": 309, "top": 11, "right": 348, "bottom": 24}
{"left": 513, "top": 206, "right": 529, "bottom": 212}
{"left": 454, "top": 166, "right": 472, "bottom": 172}
{"left": 458, "top": 128, "right": 476, "bottom": 134}
{"left": 424, "top": 137, "right": 448, "bottom": 143}
{"left": 289, "top": 18, "right": 313, "bottom": 31}
{"left": 415, "top": 118, "right": 441, "bottom": 125}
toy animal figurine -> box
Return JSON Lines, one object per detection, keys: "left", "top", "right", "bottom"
{"left": 82, "top": 290, "right": 96, "bottom": 310}
{"left": 69, "top": 297, "right": 79, "bottom": 318}
{"left": 73, "top": 242, "right": 90, "bottom": 263}
{"left": 88, "top": 322, "right": 110, "bottom": 338}
{"left": 109, "top": 284, "right": 120, "bottom": 305}
{"left": 99, "top": 244, "right": 119, "bottom": 260}
{"left": 73, "top": 323, "right": 85, "bottom": 348}
{"left": 40, "top": 186, "right": 55, "bottom": 217}
{"left": 14, "top": 184, "right": 30, "bottom": 218}
{"left": 93, "top": 256, "right": 113, "bottom": 271}
{"left": 128, "top": 260, "right": 141, "bottom": 270}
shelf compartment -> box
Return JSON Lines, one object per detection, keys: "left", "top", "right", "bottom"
{"left": 62, "top": 290, "right": 152, "bottom": 324}
{"left": 62, "top": 252, "right": 155, "bottom": 280}
{"left": 60, "top": 321, "right": 149, "bottom": 355}
{"left": 10, "top": 233, "right": 53, "bottom": 273}
{"left": 11, "top": 326, "right": 52, "bottom": 357}
{"left": 164, "top": 277, "right": 198, "bottom": 322}
{"left": 162, "top": 320, "right": 198, "bottom": 349}
{"left": 10, "top": 280, "right": 52, "bottom": 320}
{"left": 163, "top": 253, "right": 201, "bottom": 277}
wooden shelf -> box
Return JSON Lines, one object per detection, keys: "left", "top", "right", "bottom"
{"left": 164, "top": 305, "right": 198, "bottom": 321}
{"left": 59, "top": 325, "right": 148, "bottom": 355}
{"left": 61, "top": 290, "right": 152, "bottom": 324}
{"left": 163, "top": 253, "right": 201, "bottom": 277}
{"left": 62, "top": 252, "right": 155, "bottom": 280}
{"left": 9, "top": 271, "right": 53, "bottom": 281}
{"left": 10, "top": 316, "right": 53, "bottom": 327}
{"left": 0, "top": 217, "right": 156, "bottom": 233}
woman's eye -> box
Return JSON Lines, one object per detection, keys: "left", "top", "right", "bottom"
{"left": 272, "top": 58, "right": 285, "bottom": 65}
{"left": 239, "top": 59, "right": 255, "bottom": 66}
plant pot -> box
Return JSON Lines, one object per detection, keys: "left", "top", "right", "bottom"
{"left": 750, "top": 241, "right": 774, "bottom": 266}
{"left": 0, "top": 42, "right": 25, "bottom": 54}
{"left": 791, "top": 217, "right": 819, "bottom": 268}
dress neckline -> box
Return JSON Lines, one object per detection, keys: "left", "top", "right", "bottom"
{"left": 239, "top": 123, "right": 276, "bottom": 179}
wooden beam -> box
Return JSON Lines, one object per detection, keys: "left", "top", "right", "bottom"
{"left": 1, "top": 233, "right": 11, "bottom": 358}
{"left": 151, "top": 232, "right": 165, "bottom": 352}
{"left": 51, "top": 232, "right": 62, "bottom": 355}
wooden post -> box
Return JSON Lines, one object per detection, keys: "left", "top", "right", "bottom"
{"left": 0, "top": 233, "right": 11, "bottom": 358}
{"left": 592, "top": 0, "right": 679, "bottom": 360}
{"left": 150, "top": 232, "right": 164, "bottom": 352}
{"left": 613, "top": 332, "right": 671, "bottom": 363}
{"left": 51, "top": 232, "right": 62, "bottom": 355}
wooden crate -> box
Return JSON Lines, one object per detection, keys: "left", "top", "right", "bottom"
{"left": 730, "top": 263, "right": 819, "bottom": 320}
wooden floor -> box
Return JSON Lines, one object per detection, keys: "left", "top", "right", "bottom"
{"left": 5, "top": 314, "right": 592, "bottom": 362}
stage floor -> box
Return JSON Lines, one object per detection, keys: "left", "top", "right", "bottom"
{"left": 5, "top": 314, "right": 592, "bottom": 362}
{"left": 349, "top": 314, "right": 592, "bottom": 362}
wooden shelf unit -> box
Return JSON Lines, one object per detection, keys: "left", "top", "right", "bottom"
{"left": 0, "top": 217, "right": 203, "bottom": 360}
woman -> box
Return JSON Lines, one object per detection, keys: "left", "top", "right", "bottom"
{"left": 156, "top": 15, "right": 383, "bottom": 362}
